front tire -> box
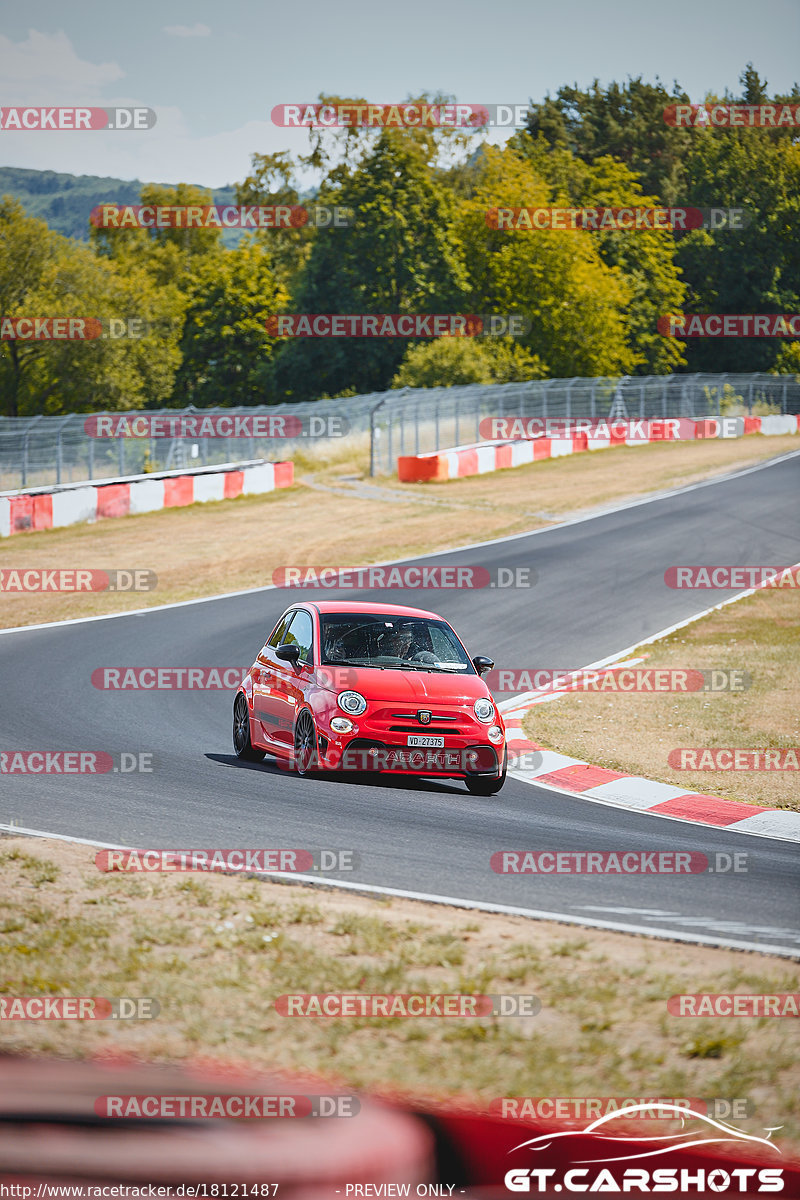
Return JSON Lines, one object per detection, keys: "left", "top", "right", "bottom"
{"left": 233, "top": 693, "right": 265, "bottom": 762}
{"left": 465, "top": 749, "right": 507, "bottom": 796}
{"left": 294, "top": 709, "right": 319, "bottom": 776}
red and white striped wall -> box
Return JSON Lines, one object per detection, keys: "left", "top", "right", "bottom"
{"left": 0, "top": 459, "right": 293, "bottom": 538}
{"left": 397, "top": 413, "right": 800, "bottom": 483}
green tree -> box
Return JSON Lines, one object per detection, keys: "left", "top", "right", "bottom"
{"left": 456, "top": 146, "right": 636, "bottom": 377}
{"left": 392, "top": 335, "right": 545, "bottom": 389}
{"left": 174, "top": 238, "right": 287, "bottom": 408}
{"left": 525, "top": 77, "right": 695, "bottom": 206}
{"left": 0, "top": 198, "right": 182, "bottom": 416}
{"left": 513, "top": 140, "right": 686, "bottom": 373}
{"left": 270, "top": 132, "right": 469, "bottom": 401}
{"left": 676, "top": 131, "right": 800, "bottom": 372}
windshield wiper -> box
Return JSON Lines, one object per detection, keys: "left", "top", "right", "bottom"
{"left": 322, "top": 658, "right": 385, "bottom": 669}
{"left": 393, "top": 663, "right": 461, "bottom": 673}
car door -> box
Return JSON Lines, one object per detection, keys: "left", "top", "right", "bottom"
{"left": 270, "top": 608, "right": 316, "bottom": 752}
{"left": 252, "top": 611, "right": 294, "bottom": 748}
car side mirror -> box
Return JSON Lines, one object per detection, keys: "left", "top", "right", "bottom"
{"left": 276, "top": 643, "right": 301, "bottom": 664}
{"left": 472, "top": 656, "right": 494, "bottom": 676}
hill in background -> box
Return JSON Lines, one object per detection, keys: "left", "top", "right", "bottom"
{"left": 0, "top": 166, "right": 240, "bottom": 244}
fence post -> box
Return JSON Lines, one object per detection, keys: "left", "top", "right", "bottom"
{"left": 118, "top": 437, "right": 125, "bottom": 476}
{"left": 56, "top": 428, "right": 63, "bottom": 485}
{"left": 435, "top": 397, "right": 440, "bottom": 450}
{"left": 455, "top": 395, "right": 460, "bottom": 446}
{"left": 88, "top": 432, "right": 94, "bottom": 482}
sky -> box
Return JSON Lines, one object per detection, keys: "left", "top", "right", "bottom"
{"left": 0, "top": 0, "right": 798, "bottom": 189}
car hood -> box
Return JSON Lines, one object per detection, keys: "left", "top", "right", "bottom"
{"left": 323, "top": 667, "right": 493, "bottom": 704}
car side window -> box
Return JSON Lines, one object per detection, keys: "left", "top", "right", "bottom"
{"left": 283, "top": 610, "right": 314, "bottom": 665}
{"left": 267, "top": 612, "right": 294, "bottom": 650}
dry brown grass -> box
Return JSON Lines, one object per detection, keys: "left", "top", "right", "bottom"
{"left": 1, "top": 436, "right": 796, "bottom": 630}
{"left": 1, "top": 837, "right": 797, "bottom": 1148}
{"left": 525, "top": 586, "right": 800, "bottom": 810}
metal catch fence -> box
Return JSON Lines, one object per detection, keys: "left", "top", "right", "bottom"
{"left": 0, "top": 372, "right": 796, "bottom": 491}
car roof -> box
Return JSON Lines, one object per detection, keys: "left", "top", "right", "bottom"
{"left": 299, "top": 600, "right": 443, "bottom": 620}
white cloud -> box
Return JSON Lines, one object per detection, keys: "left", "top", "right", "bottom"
{"left": 0, "top": 111, "right": 318, "bottom": 192}
{"left": 0, "top": 29, "right": 124, "bottom": 104}
{"left": 163, "top": 24, "right": 212, "bottom": 37}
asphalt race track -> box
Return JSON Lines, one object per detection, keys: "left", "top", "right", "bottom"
{"left": 2, "top": 452, "right": 799, "bottom": 955}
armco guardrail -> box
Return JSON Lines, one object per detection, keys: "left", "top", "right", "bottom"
{"left": 1, "top": 373, "right": 797, "bottom": 488}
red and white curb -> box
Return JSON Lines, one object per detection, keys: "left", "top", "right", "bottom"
{"left": 0, "top": 458, "right": 294, "bottom": 538}
{"left": 502, "top": 718, "right": 800, "bottom": 842}
{"left": 498, "top": 564, "right": 800, "bottom": 844}
{"left": 398, "top": 414, "right": 800, "bottom": 482}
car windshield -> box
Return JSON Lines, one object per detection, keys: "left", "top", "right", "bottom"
{"left": 320, "top": 614, "right": 474, "bottom": 673}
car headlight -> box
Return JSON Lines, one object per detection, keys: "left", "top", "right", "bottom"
{"left": 337, "top": 690, "right": 367, "bottom": 716}
{"left": 487, "top": 725, "right": 504, "bottom": 744}
{"left": 331, "top": 716, "right": 354, "bottom": 734}
{"left": 473, "top": 698, "right": 495, "bottom": 723}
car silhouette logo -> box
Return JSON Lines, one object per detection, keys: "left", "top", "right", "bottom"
{"left": 417, "top": 710, "right": 432, "bottom": 724}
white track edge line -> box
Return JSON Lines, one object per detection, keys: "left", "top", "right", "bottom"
{"left": 2, "top": 448, "right": 798, "bottom": 638}
{"left": 0, "top": 823, "right": 796, "bottom": 959}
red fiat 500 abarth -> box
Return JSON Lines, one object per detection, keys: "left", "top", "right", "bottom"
{"left": 232, "top": 601, "right": 507, "bottom": 795}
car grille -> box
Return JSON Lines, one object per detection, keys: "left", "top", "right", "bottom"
{"left": 387, "top": 726, "right": 460, "bottom": 735}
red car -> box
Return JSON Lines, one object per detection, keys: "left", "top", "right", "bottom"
{"left": 232, "top": 601, "right": 507, "bottom": 795}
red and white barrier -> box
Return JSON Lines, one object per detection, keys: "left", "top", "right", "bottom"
{"left": 397, "top": 414, "right": 800, "bottom": 483}
{"left": 0, "top": 459, "right": 293, "bottom": 538}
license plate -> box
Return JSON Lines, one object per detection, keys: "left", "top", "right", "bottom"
{"left": 406, "top": 735, "right": 444, "bottom": 748}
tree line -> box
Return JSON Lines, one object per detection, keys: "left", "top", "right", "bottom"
{"left": 1, "top": 65, "right": 798, "bottom": 416}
